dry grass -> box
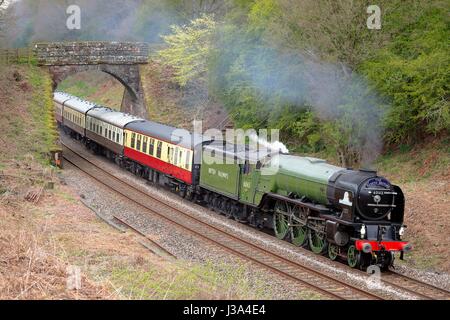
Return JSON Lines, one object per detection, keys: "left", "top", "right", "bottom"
{"left": 0, "top": 65, "right": 115, "bottom": 299}
{"left": 376, "top": 136, "right": 450, "bottom": 272}
{"left": 0, "top": 206, "right": 111, "bottom": 299}
{"left": 0, "top": 64, "right": 299, "bottom": 300}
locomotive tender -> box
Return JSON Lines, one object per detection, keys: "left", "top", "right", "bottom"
{"left": 54, "top": 92, "right": 411, "bottom": 270}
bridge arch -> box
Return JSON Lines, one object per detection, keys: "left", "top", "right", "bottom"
{"left": 35, "top": 42, "right": 149, "bottom": 119}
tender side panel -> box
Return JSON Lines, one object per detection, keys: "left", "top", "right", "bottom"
{"left": 123, "top": 129, "right": 193, "bottom": 184}
{"left": 200, "top": 151, "right": 240, "bottom": 199}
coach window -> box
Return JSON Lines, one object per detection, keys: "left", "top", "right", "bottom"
{"left": 167, "top": 147, "right": 172, "bottom": 163}
{"left": 131, "top": 133, "right": 136, "bottom": 148}
{"left": 136, "top": 135, "right": 141, "bottom": 151}
{"left": 174, "top": 148, "right": 179, "bottom": 165}
{"left": 156, "top": 141, "right": 162, "bottom": 158}
{"left": 142, "top": 137, "right": 148, "bottom": 153}
{"left": 149, "top": 138, "right": 155, "bottom": 155}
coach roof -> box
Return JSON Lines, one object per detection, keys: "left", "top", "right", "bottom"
{"left": 125, "top": 120, "right": 209, "bottom": 149}
{"left": 53, "top": 91, "right": 75, "bottom": 104}
{"left": 63, "top": 96, "right": 98, "bottom": 114}
{"left": 87, "top": 107, "right": 144, "bottom": 129}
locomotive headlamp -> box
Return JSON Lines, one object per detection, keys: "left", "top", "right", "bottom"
{"left": 360, "top": 225, "right": 366, "bottom": 238}
{"left": 399, "top": 226, "right": 405, "bottom": 236}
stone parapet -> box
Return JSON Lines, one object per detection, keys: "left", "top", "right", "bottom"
{"left": 35, "top": 42, "right": 149, "bottom": 66}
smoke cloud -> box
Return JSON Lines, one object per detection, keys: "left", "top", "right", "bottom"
{"left": 216, "top": 38, "right": 387, "bottom": 165}
{"left": 0, "top": 0, "right": 180, "bottom": 47}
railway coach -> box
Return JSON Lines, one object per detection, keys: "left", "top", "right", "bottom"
{"left": 53, "top": 91, "right": 74, "bottom": 125}
{"left": 59, "top": 94, "right": 98, "bottom": 138}
{"left": 85, "top": 107, "right": 143, "bottom": 162}
{"left": 123, "top": 121, "right": 208, "bottom": 195}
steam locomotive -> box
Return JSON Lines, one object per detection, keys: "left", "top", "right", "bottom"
{"left": 54, "top": 92, "right": 411, "bottom": 270}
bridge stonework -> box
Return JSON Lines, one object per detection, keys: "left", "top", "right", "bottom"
{"left": 35, "top": 42, "right": 149, "bottom": 119}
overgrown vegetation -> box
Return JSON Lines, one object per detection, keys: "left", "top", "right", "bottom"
{"left": 0, "top": 65, "right": 58, "bottom": 166}
{"left": 57, "top": 71, "right": 124, "bottom": 110}
{"left": 156, "top": 0, "right": 449, "bottom": 166}
{"left": 28, "top": 67, "right": 60, "bottom": 163}
{"left": 107, "top": 260, "right": 283, "bottom": 300}
{"left": 2, "top": 0, "right": 448, "bottom": 166}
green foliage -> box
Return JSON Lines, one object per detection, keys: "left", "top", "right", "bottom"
{"left": 29, "top": 67, "right": 60, "bottom": 162}
{"left": 158, "top": 15, "right": 216, "bottom": 87}
{"left": 58, "top": 80, "right": 97, "bottom": 99}
{"left": 206, "top": 0, "right": 449, "bottom": 164}
{"left": 360, "top": 3, "right": 449, "bottom": 143}
{"left": 5, "top": 0, "right": 446, "bottom": 165}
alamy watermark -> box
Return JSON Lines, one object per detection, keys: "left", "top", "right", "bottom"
{"left": 66, "top": 5, "right": 81, "bottom": 30}
{"left": 367, "top": 5, "right": 382, "bottom": 30}
{"left": 168, "top": 121, "right": 286, "bottom": 176}
{"left": 62, "top": 4, "right": 380, "bottom": 31}
{"left": 66, "top": 265, "right": 82, "bottom": 290}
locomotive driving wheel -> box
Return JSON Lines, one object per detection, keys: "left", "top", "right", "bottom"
{"left": 309, "top": 229, "right": 327, "bottom": 254}
{"left": 347, "top": 245, "right": 360, "bottom": 268}
{"left": 308, "top": 220, "right": 327, "bottom": 254}
{"left": 328, "top": 244, "right": 339, "bottom": 261}
{"left": 290, "top": 205, "right": 308, "bottom": 247}
{"left": 273, "top": 200, "right": 290, "bottom": 240}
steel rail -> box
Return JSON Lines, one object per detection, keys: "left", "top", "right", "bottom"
{"left": 380, "top": 271, "right": 450, "bottom": 300}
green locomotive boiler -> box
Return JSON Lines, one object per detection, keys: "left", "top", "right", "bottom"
{"left": 196, "top": 141, "right": 410, "bottom": 270}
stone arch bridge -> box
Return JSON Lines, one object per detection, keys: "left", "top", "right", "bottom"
{"left": 35, "top": 42, "right": 149, "bottom": 119}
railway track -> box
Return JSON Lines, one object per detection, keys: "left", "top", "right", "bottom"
{"left": 60, "top": 139, "right": 450, "bottom": 300}
{"left": 380, "top": 271, "right": 450, "bottom": 300}
{"left": 61, "top": 140, "right": 385, "bottom": 300}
